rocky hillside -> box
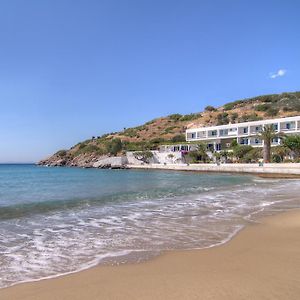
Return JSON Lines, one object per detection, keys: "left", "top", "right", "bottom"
{"left": 39, "top": 91, "right": 300, "bottom": 167}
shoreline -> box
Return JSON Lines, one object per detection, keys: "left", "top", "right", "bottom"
{"left": 1, "top": 208, "right": 300, "bottom": 299}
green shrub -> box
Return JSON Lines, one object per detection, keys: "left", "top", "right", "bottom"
{"left": 238, "top": 113, "right": 263, "bottom": 122}
{"left": 232, "top": 145, "right": 253, "bottom": 160}
{"left": 216, "top": 112, "right": 229, "bottom": 125}
{"left": 164, "top": 126, "right": 177, "bottom": 133}
{"left": 168, "top": 114, "right": 182, "bottom": 122}
{"left": 106, "top": 138, "right": 123, "bottom": 156}
{"left": 123, "top": 128, "right": 138, "bottom": 137}
{"left": 171, "top": 134, "right": 186, "bottom": 143}
{"left": 56, "top": 150, "right": 67, "bottom": 157}
{"left": 230, "top": 112, "right": 238, "bottom": 123}
{"left": 265, "top": 107, "right": 279, "bottom": 117}
{"left": 73, "top": 144, "right": 104, "bottom": 156}
{"left": 283, "top": 136, "right": 300, "bottom": 158}
{"left": 186, "top": 150, "right": 209, "bottom": 163}
{"left": 240, "top": 148, "right": 262, "bottom": 163}
{"left": 179, "top": 113, "right": 201, "bottom": 121}
{"left": 135, "top": 125, "right": 146, "bottom": 131}
{"left": 205, "top": 105, "right": 216, "bottom": 112}
{"left": 255, "top": 103, "right": 271, "bottom": 112}
{"left": 145, "top": 119, "right": 156, "bottom": 125}
{"left": 78, "top": 143, "right": 87, "bottom": 149}
{"left": 150, "top": 137, "right": 166, "bottom": 144}
{"left": 123, "top": 141, "right": 146, "bottom": 151}
{"left": 223, "top": 103, "right": 235, "bottom": 111}
{"left": 230, "top": 139, "right": 238, "bottom": 148}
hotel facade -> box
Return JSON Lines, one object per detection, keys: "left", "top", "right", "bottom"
{"left": 186, "top": 115, "right": 300, "bottom": 151}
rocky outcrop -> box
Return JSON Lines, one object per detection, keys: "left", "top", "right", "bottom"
{"left": 38, "top": 154, "right": 129, "bottom": 169}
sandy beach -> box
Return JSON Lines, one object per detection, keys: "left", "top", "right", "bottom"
{"left": 0, "top": 209, "right": 300, "bottom": 300}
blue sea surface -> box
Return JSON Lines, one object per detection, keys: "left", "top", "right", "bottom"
{"left": 0, "top": 164, "right": 299, "bottom": 288}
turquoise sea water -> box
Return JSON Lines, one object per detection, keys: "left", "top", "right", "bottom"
{"left": 0, "top": 164, "right": 300, "bottom": 288}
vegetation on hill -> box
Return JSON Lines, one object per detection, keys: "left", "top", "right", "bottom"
{"left": 41, "top": 91, "right": 300, "bottom": 165}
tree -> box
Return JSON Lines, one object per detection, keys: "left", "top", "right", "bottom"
{"left": 106, "top": 138, "right": 123, "bottom": 156}
{"left": 258, "top": 125, "right": 284, "bottom": 163}
{"left": 204, "top": 105, "right": 216, "bottom": 112}
{"left": 196, "top": 143, "right": 209, "bottom": 162}
{"left": 230, "top": 139, "right": 238, "bottom": 148}
{"left": 272, "top": 146, "right": 290, "bottom": 163}
{"left": 216, "top": 112, "right": 229, "bottom": 125}
{"left": 241, "top": 148, "right": 262, "bottom": 163}
{"left": 219, "top": 150, "right": 229, "bottom": 162}
{"left": 283, "top": 135, "right": 300, "bottom": 159}
{"left": 186, "top": 143, "right": 209, "bottom": 163}
{"left": 196, "top": 143, "right": 209, "bottom": 161}
{"left": 232, "top": 145, "right": 253, "bottom": 161}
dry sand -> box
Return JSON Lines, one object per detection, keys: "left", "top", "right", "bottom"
{"left": 1, "top": 209, "right": 300, "bottom": 300}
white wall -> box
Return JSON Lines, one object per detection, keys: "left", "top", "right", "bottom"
{"left": 126, "top": 151, "right": 184, "bottom": 165}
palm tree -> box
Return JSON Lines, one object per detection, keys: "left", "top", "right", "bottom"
{"left": 195, "top": 143, "right": 209, "bottom": 162}
{"left": 258, "top": 125, "right": 284, "bottom": 163}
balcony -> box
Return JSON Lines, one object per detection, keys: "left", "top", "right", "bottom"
{"left": 219, "top": 129, "right": 228, "bottom": 137}
{"left": 281, "top": 127, "right": 296, "bottom": 132}
{"left": 280, "top": 122, "right": 296, "bottom": 132}
{"left": 196, "top": 131, "right": 207, "bottom": 139}
{"left": 249, "top": 138, "right": 263, "bottom": 145}
{"left": 207, "top": 130, "right": 218, "bottom": 138}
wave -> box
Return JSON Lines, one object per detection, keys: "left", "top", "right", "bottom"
{"left": 0, "top": 186, "right": 217, "bottom": 220}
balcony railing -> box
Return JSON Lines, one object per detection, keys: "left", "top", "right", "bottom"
{"left": 281, "top": 127, "right": 296, "bottom": 131}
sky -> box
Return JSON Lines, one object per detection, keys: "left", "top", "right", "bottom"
{"left": 0, "top": 0, "right": 299, "bottom": 163}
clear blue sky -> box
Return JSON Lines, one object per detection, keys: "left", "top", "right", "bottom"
{"left": 0, "top": 0, "right": 299, "bottom": 163}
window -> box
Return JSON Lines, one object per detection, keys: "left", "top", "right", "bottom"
{"left": 220, "top": 129, "right": 228, "bottom": 136}
{"left": 255, "top": 138, "right": 261, "bottom": 144}
{"left": 272, "top": 124, "right": 278, "bottom": 130}
{"left": 286, "top": 123, "right": 291, "bottom": 130}
{"left": 197, "top": 131, "right": 205, "bottom": 138}
{"left": 240, "top": 138, "right": 248, "bottom": 145}
{"left": 191, "top": 133, "right": 196, "bottom": 139}
{"left": 243, "top": 127, "right": 248, "bottom": 134}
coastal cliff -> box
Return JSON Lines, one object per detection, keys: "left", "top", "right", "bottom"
{"left": 39, "top": 91, "right": 300, "bottom": 168}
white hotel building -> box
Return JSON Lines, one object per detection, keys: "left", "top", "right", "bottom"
{"left": 186, "top": 115, "right": 300, "bottom": 151}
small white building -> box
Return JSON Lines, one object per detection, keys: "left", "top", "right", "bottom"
{"left": 186, "top": 115, "right": 300, "bottom": 151}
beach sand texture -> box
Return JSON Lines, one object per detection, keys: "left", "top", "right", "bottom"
{"left": 1, "top": 209, "right": 300, "bottom": 300}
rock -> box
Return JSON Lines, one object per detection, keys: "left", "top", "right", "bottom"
{"left": 39, "top": 154, "right": 129, "bottom": 169}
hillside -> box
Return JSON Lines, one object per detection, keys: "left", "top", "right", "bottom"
{"left": 39, "top": 91, "right": 300, "bottom": 167}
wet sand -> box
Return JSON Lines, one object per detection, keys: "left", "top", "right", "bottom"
{"left": 1, "top": 209, "right": 300, "bottom": 300}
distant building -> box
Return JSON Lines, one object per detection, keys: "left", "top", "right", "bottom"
{"left": 186, "top": 115, "right": 300, "bottom": 151}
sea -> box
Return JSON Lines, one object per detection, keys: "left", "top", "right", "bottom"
{"left": 0, "top": 164, "right": 300, "bottom": 288}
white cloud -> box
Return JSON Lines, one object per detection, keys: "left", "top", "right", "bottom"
{"left": 269, "top": 69, "right": 287, "bottom": 79}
